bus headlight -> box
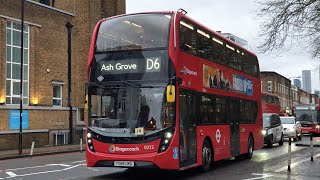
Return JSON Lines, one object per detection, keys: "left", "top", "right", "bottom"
{"left": 87, "top": 132, "right": 95, "bottom": 152}
{"left": 165, "top": 132, "right": 172, "bottom": 139}
{"left": 262, "top": 130, "right": 266, "bottom": 135}
{"left": 158, "top": 129, "right": 174, "bottom": 153}
{"left": 316, "top": 125, "right": 320, "bottom": 129}
{"left": 87, "top": 132, "right": 92, "bottom": 138}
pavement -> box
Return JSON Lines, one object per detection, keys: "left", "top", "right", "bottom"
{"left": 0, "top": 144, "right": 86, "bottom": 161}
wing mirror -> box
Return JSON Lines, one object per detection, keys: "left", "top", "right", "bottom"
{"left": 166, "top": 85, "right": 175, "bottom": 103}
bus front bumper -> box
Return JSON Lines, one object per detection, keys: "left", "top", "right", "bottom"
{"left": 86, "top": 150, "right": 158, "bottom": 168}
{"left": 86, "top": 147, "right": 180, "bottom": 170}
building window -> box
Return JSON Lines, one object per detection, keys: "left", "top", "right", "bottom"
{"left": 267, "top": 81, "right": 272, "bottom": 92}
{"left": 274, "top": 82, "right": 277, "bottom": 92}
{"left": 77, "top": 108, "right": 85, "bottom": 122}
{"left": 6, "top": 22, "right": 29, "bottom": 105}
{"left": 53, "top": 84, "right": 62, "bottom": 106}
{"left": 40, "top": 0, "right": 53, "bottom": 6}
{"left": 53, "top": 132, "right": 68, "bottom": 146}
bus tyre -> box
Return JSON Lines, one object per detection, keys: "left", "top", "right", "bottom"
{"left": 267, "top": 135, "right": 273, "bottom": 148}
{"left": 279, "top": 134, "right": 284, "bottom": 146}
{"left": 244, "top": 136, "right": 254, "bottom": 159}
{"left": 201, "top": 140, "right": 213, "bottom": 172}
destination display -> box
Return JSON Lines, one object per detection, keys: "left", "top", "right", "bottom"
{"left": 98, "top": 57, "right": 161, "bottom": 75}
{"left": 295, "top": 106, "right": 316, "bottom": 110}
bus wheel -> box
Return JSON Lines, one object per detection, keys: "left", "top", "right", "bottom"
{"left": 244, "top": 136, "right": 254, "bottom": 159}
{"left": 201, "top": 140, "right": 213, "bottom": 172}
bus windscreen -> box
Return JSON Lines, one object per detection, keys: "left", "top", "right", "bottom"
{"left": 96, "top": 14, "right": 171, "bottom": 52}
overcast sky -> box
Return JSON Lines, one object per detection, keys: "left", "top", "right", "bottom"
{"left": 126, "top": 0, "right": 320, "bottom": 91}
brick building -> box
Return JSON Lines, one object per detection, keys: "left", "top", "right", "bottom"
{"left": 0, "top": 0, "right": 125, "bottom": 150}
{"left": 260, "top": 71, "right": 292, "bottom": 113}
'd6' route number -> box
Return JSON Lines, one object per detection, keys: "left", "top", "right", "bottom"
{"left": 146, "top": 58, "right": 160, "bottom": 72}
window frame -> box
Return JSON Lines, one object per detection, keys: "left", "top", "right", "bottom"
{"left": 6, "top": 21, "right": 29, "bottom": 105}
{"left": 53, "top": 84, "right": 63, "bottom": 107}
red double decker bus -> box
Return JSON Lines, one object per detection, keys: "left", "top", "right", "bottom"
{"left": 293, "top": 104, "right": 320, "bottom": 135}
{"left": 86, "top": 9, "right": 264, "bottom": 171}
{"left": 261, "top": 92, "right": 281, "bottom": 114}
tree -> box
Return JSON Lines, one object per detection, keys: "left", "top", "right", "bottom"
{"left": 257, "top": 0, "right": 320, "bottom": 58}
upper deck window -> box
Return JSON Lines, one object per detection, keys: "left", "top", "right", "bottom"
{"left": 96, "top": 14, "right": 171, "bottom": 52}
{"left": 178, "top": 19, "right": 260, "bottom": 78}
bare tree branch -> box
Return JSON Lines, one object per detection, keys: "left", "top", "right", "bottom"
{"left": 256, "top": 0, "right": 320, "bottom": 58}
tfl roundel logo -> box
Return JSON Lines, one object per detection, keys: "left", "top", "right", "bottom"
{"left": 109, "top": 145, "right": 115, "bottom": 153}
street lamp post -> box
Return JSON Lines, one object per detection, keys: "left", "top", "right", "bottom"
{"left": 19, "top": 0, "right": 25, "bottom": 155}
{"left": 66, "top": 22, "right": 73, "bottom": 144}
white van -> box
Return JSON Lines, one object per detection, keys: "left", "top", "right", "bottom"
{"left": 262, "top": 113, "right": 284, "bottom": 148}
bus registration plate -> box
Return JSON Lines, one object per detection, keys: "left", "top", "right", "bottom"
{"left": 114, "top": 161, "right": 134, "bottom": 167}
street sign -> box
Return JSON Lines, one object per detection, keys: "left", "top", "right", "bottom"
{"left": 9, "top": 110, "right": 28, "bottom": 129}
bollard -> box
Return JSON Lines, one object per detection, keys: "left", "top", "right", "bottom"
{"left": 310, "top": 133, "right": 314, "bottom": 162}
{"left": 288, "top": 137, "right": 291, "bottom": 171}
{"left": 30, "top": 141, "right": 35, "bottom": 158}
{"left": 80, "top": 138, "right": 83, "bottom": 153}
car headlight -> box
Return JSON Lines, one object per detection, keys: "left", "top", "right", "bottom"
{"left": 262, "top": 130, "right": 266, "bottom": 135}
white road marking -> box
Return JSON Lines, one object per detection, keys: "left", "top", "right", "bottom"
{"left": 5, "top": 172, "right": 17, "bottom": 177}
{"left": 274, "top": 153, "right": 320, "bottom": 172}
{"left": 2, "top": 159, "right": 86, "bottom": 172}
{"left": 243, "top": 173, "right": 273, "bottom": 180}
{"left": 46, "top": 164, "right": 71, "bottom": 167}
{"left": 3, "top": 164, "right": 85, "bottom": 179}
{"left": 5, "top": 164, "right": 71, "bottom": 171}
{"left": 69, "top": 160, "right": 86, "bottom": 164}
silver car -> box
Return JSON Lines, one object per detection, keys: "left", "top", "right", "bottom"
{"left": 280, "top": 116, "right": 302, "bottom": 141}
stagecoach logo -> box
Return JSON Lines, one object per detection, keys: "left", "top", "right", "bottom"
{"left": 109, "top": 145, "right": 116, "bottom": 153}
{"left": 109, "top": 145, "right": 140, "bottom": 153}
{"left": 180, "top": 66, "right": 197, "bottom": 76}
{"left": 215, "top": 129, "right": 221, "bottom": 143}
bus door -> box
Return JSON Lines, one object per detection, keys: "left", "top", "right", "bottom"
{"left": 179, "top": 89, "right": 197, "bottom": 167}
{"left": 229, "top": 98, "right": 240, "bottom": 156}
